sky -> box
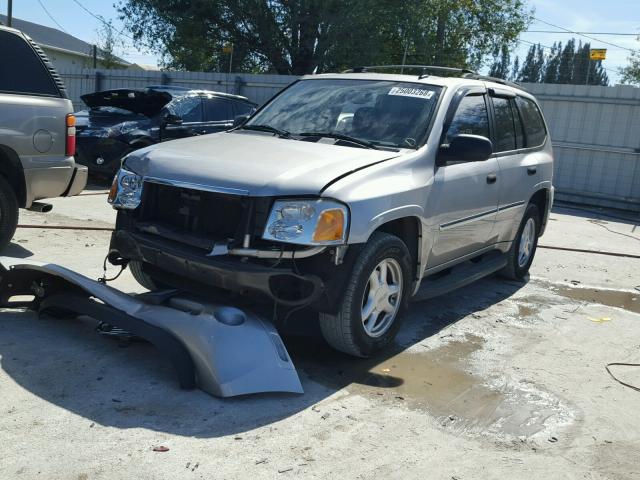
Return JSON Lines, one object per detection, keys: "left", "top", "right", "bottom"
{"left": 1, "top": 0, "right": 638, "bottom": 83}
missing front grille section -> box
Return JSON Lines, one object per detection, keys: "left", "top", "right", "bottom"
{"left": 136, "top": 183, "right": 270, "bottom": 251}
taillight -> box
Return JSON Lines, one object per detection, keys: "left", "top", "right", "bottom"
{"left": 65, "top": 113, "right": 76, "bottom": 156}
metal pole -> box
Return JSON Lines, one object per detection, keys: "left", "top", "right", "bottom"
{"left": 92, "top": 44, "right": 97, "bottom": 68}
{"left": 7, "top": 0, "right": 12, "bottom": 27}
{"left": 585, "top": 59, "right": 591, "bottom": 85}
{"left": 400, "top": 38, "right": 408, "bottom": 75}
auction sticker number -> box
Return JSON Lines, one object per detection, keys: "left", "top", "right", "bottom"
{"left": 388, "top": 87, "right": 435, "bottom": 100}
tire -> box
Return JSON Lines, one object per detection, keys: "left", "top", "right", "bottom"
{"left": 0, "top": 175, "right": 19, "bottom": 252}
{"left": 500, "top": 203, "right": 540, "bottom": 280}
{"left": 319, "top": 232, "right": 412, "bottom": 358}
{"left": 129, "top": 260, "right": 162, "bottom": 291}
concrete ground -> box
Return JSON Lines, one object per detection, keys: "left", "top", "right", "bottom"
{"left": 1, "top": 190, "right": 639, "bottom": 480}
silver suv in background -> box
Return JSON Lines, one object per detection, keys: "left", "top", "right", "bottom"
{"left": 0, "top": 26, "right": 87, "bottom": 249}
{"left": 107, "top": 66, "right": 553, "bottom": 357}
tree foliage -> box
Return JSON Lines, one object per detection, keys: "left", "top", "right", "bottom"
{"left": 620, "top": 35, "right": 640, "bottom": 85}
{"left": 511, "top": 39, "right": 608, "bottom": 86}
{"left": 117, "top": 0, "right": 531, "bottom": 74}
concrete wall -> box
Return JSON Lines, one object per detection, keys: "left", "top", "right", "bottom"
{"left": 57, "top": 69, "right": 640, "bottom": 211}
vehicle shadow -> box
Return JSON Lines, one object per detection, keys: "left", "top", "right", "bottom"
{"left": 0, "top": 275, "right": 525, "bottom": 438}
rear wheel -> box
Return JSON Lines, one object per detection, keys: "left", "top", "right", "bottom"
{"left": 0, "top": 175, "right": 19, "bottom": 251}
{"left": 319, "top": 232, "right": 412, "bottom": 357}
{"left": 500, "top": 203, "right": 540, "bottom": 280}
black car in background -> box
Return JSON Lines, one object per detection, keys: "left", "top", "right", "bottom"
{"left": 74, "top": 86, "right": 256, "bottom": 177}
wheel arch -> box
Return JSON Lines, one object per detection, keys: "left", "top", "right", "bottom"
{"left": 0, "top": 145, "right": 27, "bottom": 207}
{"left": 528, "top": 187, "right": 551, "bottom": 236}
{"left": 371, "top": 215, "right": 422, "bottom": 285}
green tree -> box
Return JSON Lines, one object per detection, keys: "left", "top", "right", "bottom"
{"left": 94, "top": 18, "right": 124, "bottom": 69}
{"left": 543, "top": 42, "right": 561, "bottom": 83}
{"left": 117, "top": 0, "right": 532, "bottom": 74}
{"left": 488, "top": 43, "right": 511, "bottom": 79}
{"left": 620, "top": 34, "right": 640, "bottom": 85}
{"left": 510, "top": 55, "right": 520, "bottom": 81}
{"left": 518, "top": 43, "right": 544, "bottom": 82}
{"left": 557, "top": 38, "right": 576, "bottom": 83}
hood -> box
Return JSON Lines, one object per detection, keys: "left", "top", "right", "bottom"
{"left": 80, "top": 89, "right": 172, "bottom": 117}
{"left": 125, "top": 132, "right": 398, "bottom": 196}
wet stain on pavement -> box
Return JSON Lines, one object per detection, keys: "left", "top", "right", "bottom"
{"left": 290, "top": 334, "right": 567, "bottom": 437}
{"left": 550, "top": 284, "right": 640, "bottom": 315}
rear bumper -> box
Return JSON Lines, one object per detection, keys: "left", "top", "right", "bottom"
{"left": 23, "top": 161, "right": 87, "bottom": 207}
{"left": 110, "top": 229, "right": 325, "bottom": 306}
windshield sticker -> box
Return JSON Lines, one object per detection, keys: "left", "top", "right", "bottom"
{"left": 388, "top": 87, "right": 435, "bottom": 100}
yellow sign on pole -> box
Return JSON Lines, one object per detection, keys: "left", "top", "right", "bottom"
{"left": 590, "top": 49, "right": 607, "bottom": 61}
{"left": 222, "top": 43, "right": 233, "bottom": 54}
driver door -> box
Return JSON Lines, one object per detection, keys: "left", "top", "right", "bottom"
{"left": 426, "top": 91, "right": 500, "bottom": 268}
{"left": 161, "top": 96, "right": 204, "bottom": 141}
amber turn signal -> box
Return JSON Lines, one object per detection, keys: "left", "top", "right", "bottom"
{"left": 107, "top": 174, "right": 118, "bottom": 203}
{"left": 312, "top": 209, "right": 345, "bottom": 242}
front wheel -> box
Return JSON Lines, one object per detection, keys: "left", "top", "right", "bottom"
{"left": 500, "top": 203, "right": 540, "bottom": 280}
{"left": 319, "top": 232, "right": 412, "bottom": 357}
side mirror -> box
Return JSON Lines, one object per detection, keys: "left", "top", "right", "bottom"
{"left": 162, "top": 113, "right": 183, "bottom": 127}
{"left": 437, "top": 134, "right": 493, "bottom": 165}
{"left": 233, "top": 114, "right": 250, "bottom": 128}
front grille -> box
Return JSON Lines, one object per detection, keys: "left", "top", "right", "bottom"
{"left": 136, "top": 182, "right": 269, "bottom": 252}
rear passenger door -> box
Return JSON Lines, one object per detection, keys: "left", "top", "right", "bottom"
{"left": 490, "top": 91, "right": 547, "bottom": 242}
{"left": 199, "top": 96, "right": 236, "bottom": 134}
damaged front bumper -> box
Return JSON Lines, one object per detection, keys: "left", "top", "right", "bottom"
{"left": 110, "top": 229, "right": 326, "bottom": 306}
{"left": 0, "top": 257, "right": 303, "bottom": 397}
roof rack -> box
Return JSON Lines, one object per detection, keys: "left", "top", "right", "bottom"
{"left": 340, "top": 65, "right": 521, "bottom": 89}
{"left": 341, "top": 65, "right": 477, "bottom": 77}
{"left": 461, "top": 72, "right": 521, "bottom": 89}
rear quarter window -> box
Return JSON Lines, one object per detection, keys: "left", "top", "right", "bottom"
{"left": 0, "top": 31, "right": 60, "bottom": 96}
{"left": 516, "top": 97, "right": 547, "bottom": 148}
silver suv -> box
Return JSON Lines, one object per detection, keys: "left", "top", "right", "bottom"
{"left": 107, "top": 66, "right": 553, "bottom": 357}
{"left": 0, "top": 26, "right": 87, "bottom": 249}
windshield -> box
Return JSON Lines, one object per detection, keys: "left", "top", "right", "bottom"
{"left": 246, "top": 79, "right": 442, "bottom": 149}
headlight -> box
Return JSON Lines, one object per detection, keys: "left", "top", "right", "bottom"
{"left": 262, "top": 199, "right": 349, "bottom": 245}
{"left": 108, "top": 167, "right": 143, "bottom": 209}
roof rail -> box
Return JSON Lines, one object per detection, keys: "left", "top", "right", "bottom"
{"left": 341, "top": 65, "right": 477, "bottom": 77}
{"left": 461, "top": 72, "right": 521, "bottom": 89}
{"left": 340, "top": 65, "right": 522, "bottom": 89}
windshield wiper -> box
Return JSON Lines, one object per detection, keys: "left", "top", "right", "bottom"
{"left": 297, "top": 132, "right": 381, "bottom": 150}
{"left": 242, "top": 124, "right": 291, "bottom": 138}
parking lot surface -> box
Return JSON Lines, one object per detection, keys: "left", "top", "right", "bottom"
{"left": 1, "top": 190, "right": 639, "bottom": 480}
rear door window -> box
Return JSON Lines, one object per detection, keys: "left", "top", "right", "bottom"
{"left": 444, "top": 94, "right": 490, "bottom": 143}
{"left": 0, "top": 31, "right": 59, "bottom": 96}
{"left": 204, "top": 97, "right": 234, "bottom": 122}
{"left": 516, "top": 97, "right": 547, "bottom": 147}
{"left": 168, "top": 96, "right": 203, "bottom": 122}
{"left": 490, "top": 97, "right": 516, "bottom": 152}
{"left": 511, "top": 99, "right": 526, "bottom": 148}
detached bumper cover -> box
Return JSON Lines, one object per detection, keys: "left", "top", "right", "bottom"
{"left": 0, "top": 257, "right": 303, "bottom": 397}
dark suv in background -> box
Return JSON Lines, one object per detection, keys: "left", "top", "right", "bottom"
{"left": 74, "top": 86, "right": 256, "bottom": 177}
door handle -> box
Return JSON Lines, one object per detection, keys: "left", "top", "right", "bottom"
{"left": 486, "top": 173, "right": 497, "bottom": 184}
{"left": 527, "top": 166, "right": 537, "bottom": 176}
